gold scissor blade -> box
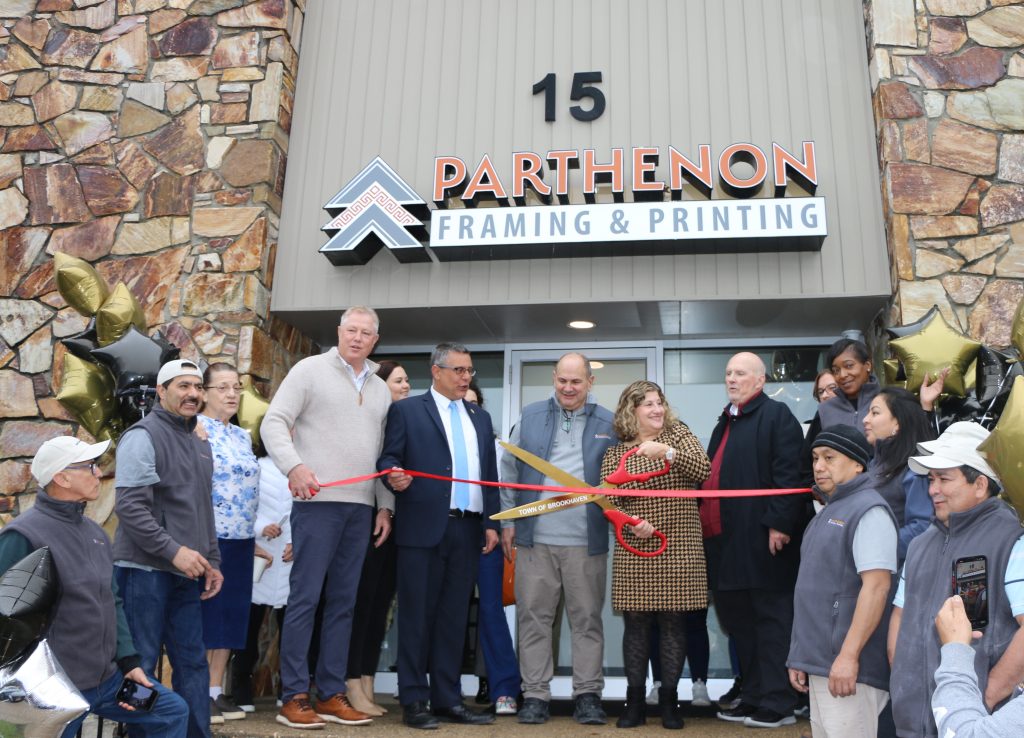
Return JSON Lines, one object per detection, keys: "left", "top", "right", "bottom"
{"left": 490, "top": 492, "right": 598, "bottom": 520}
{"left": 500, "top": 441, "right": 616, "bottom": 510}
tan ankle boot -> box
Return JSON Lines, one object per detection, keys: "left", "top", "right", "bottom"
{"left": 361, "top": 674, "right": 388, "bottom": 714}
{"left": 345, "top": 678, "right": 384, "bottom": 716}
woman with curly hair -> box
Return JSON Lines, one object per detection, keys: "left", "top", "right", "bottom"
{"left": 601, "top": 380, "right": 711, "bottom": 730}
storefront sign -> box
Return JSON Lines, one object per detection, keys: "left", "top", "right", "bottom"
{"left": 321, "top": 144, "right": 826, "bottom": 265}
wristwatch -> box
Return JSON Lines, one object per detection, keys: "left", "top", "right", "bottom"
{"left": 665, "top": 447, "right": 676, "bottom": 462}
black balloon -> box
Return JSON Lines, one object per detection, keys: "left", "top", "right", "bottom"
{"left": 90, "top": 326, "right": 166, "bottom": 394}
{"left": 0, "top": 548, "right": 57, "bottom": 668}
{"left": 886, "top": 305, "right": 940, "bottom": 339}
{"left": 151, "top": 329, "right": 181, "bottom": 366}
{"left": 58, "top": 319, "right": 98, "bottom": 362}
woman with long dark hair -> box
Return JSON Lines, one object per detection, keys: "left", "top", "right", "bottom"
{"left": 862, "top": 387, "right": 935, "bottom": 563}
{"left": 345, "top": 360, "right": 409, "bottom": 715}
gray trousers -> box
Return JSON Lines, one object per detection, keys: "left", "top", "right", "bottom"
{"left": 515, "top": 543, "right": 606, "bottom": 700}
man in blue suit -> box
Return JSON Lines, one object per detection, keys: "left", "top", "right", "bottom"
{"left": 378, "top": 342, "right": 500, "bottom": 729}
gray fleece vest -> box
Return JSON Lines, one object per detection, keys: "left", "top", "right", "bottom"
{"left": 3, "top": 491, "right": 118, "bottom": 691}
{"left": 112, "top": 407, "right": 216, "bottom": 572}
{"left": 788, "top": 474, "right": 896, "bottom": 691}
{"left": 510, "top": 398, "right": 616, "bottom": 555}
{"left": 817, "top": 380, "right": 880, "bottom": 432}
{"left": 891, "top": 497, "right": 1022, "bottom": 738}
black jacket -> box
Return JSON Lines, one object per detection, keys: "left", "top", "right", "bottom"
{"left": 706, "top": 391, "right": 809, "bottom": 591}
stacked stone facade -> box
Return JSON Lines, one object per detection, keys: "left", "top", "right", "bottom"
{"left": 0, "top": 0, "right": 313, "bottom": 513}
{"left": 866, "top": 0, "right": 1024, "bottom": 345}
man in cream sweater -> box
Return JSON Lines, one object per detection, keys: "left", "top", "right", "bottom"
{"left": 261, "top": 305, "right": 393, "bottom": 730}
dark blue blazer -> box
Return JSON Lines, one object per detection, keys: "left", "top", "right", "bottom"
{"left": 377, "top": 391, "right": 500, "bottom": 548}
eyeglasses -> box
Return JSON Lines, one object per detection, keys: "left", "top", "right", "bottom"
{"left": 815, "top": 384, "right": 839, "bottom": 399}
{"left": 205, "top": 384, "right": 243, "bottom": 394}
{"left": 561, "top": 409, "right": 573, "bottom": 433}
{"left": 436, "top": 365, "right": 476, "bottom": 377}
{"left": 64, "top": 462, "right": 99, "bottom": 474}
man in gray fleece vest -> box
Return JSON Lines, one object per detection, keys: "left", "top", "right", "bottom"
{"left": 0, "top": 436, "right": 188, "bottom": 738}
{"left": 114, "top": 359, "right": 222, "bottom": 738}
{"left": 787, "top": 425, "right": 898, "bottom": 737}
{"left": 889, "top": 422, "right": 1024, "bottom": 738}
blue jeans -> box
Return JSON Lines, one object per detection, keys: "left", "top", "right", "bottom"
{"left": 477, "top": 547, "right": 520, "bottom": 698}
{"left": 115, "top": 567, "right": 211, "bottom": 738}
{"left": 61, "top": 669, "right": 188, "bottom": 738}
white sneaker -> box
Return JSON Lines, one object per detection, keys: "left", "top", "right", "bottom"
{"left": 495, "top": 696, "right": 518, "bottom": 715}
{"left": 690, "top": 679, "right": 711, "bottom": 707}
{"left": 646, "top": 681, "right": 661, "bottom": 706}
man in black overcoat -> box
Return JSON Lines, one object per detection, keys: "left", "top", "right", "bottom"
{"left": 706, "top": 352, "right": 808, "bottom": 729}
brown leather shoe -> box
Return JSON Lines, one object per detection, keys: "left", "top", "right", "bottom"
{"left": 276, "top": 695, "right": 326, "bottom": 730}
{"left": 315, "top": 693, "right": 373, "bottom": 725}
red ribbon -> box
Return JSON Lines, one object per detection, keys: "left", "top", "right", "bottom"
{"left": 317, "top": 469, "right": 810, "bottom": 499}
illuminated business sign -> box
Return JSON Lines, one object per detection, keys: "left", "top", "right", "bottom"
{"left": 320, "top": 72, "right": 826, "bottom": 265}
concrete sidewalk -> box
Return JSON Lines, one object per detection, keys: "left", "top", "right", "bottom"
{"left": 211, "top": 697, "right": 811, "bottom": 737}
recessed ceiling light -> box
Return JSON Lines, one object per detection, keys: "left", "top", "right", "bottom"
{"left": 590, "top": 361, "right": 605, "bottom": 369}
{"left": 568, "top": 320, "right": 595, "bottom": 329}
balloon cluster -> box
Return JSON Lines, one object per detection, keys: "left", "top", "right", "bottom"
{"left": 53, "top": 253, "right": 180, "bottom": 447}
{"left": 0, "top": 548, "right": 89, "bottom": 737}
{"left": 883, "top": 301, "right": 1024, "bottom": 516}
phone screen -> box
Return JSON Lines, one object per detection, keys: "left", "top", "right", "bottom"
{"left": 116, "top": 679, "right": 158, "bottom": 711}
{"left": 953, "top": 555, "right": 988, "bottom": 630}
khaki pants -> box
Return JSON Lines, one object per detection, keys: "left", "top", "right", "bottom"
{"left": 808, "top": 674, "right": 889, "bottom": 738}
{"left": 515, "top": 543, "right": 607, "bottom": 700}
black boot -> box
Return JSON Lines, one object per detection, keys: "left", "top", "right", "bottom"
{"left": 658, "top": 687, "right": 684, "bottom": 730}
{"left": 616, "top": 686, "right": 647, "bottom": 728}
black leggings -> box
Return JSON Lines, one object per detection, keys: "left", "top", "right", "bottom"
{"left": 623, "top": 611, "right": 687, "bottom": 689}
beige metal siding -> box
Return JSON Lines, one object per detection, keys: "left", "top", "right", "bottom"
{"left": 274, "top": 0, "right": 890, "bottom": 312}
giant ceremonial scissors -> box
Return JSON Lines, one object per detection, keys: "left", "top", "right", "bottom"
{"left": 493, "top": 441, "right": 669, "bottom": 557}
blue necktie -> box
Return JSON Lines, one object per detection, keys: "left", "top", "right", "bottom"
{"left": 449, "top": 401, "right": 470, "bottom": 510}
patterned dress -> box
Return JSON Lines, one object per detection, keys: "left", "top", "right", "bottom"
{"left": 198, "top": 415, "right": 259, "bottom": 539}
{"left": 601, "top": 422, "right": 711, "bottom": 612}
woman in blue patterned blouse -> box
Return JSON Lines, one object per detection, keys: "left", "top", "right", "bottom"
{"left": 198, "top": 362, "right": 262, "bottom": 724}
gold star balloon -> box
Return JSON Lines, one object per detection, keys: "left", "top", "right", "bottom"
{"left": 883, "top": 358, "right": 906, "bottom": 388}
{"left": 978, "top": 375, "right": 1024, "bottom": 518}
{"left": 54, "top": 252, "right": 110, "bottom": 317}
{"left": 237, "top": 375, "right": 270, "bottom": 452}
{"left": 56, "top": 353, "right": 117, "bottom": 437}
{"left": 96, "top": 282, "right": 146, "bottom": 346}
{"left": 889, "top": 309, "right": 981, "bottom": 397}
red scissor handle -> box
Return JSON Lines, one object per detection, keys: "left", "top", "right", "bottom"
{"left": 603, "top": 446, "right": 671, "bottom": 487}
{"left": 603, "top": 508, "right": 668, "bottom": 558}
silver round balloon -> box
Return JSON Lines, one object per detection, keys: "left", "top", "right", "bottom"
{"left": 0, "top": 638, "right": 88, "bottom": 738}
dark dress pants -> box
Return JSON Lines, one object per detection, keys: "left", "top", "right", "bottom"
{"left": 714, "top": 587, "right": 798, "bottom": 715}
{"left": 397, "top": 516, "right": 482, "bottom": 708}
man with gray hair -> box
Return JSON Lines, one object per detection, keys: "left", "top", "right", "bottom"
{"left": 499, "top": 352, "right": 617, "bottom": 725}
{"left": 379, "top": 342, "right": 500, "bottom": 729}
{"left": 888, "top": 422, "right": 1024, "bottom": 738}
{"left": 262, "top": 306, "right": 393, "bottom": 729}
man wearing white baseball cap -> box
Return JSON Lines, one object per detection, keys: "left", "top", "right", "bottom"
{"left": 0, "top": 436, "right": 188, "bottom": 737}
{"left": 113, "top": 359, "right": 222, "bottom": 738}
{"left": 888, "top": 422, "right": 1024, "bottom": 738}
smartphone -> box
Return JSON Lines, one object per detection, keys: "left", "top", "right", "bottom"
{"left": 116, "top": 678, "right": 159, "bottom": 712}
{"left": 953, "top": 555, "right": 988, "bottom": 630}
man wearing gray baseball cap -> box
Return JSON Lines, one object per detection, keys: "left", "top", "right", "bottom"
{"left": 888, "top": 422, "right": 1024, "bottom": 738}
{"left": 113, "top": 359, "right": 222, "bottom": 738}
{"left": 0, "top": 436, "right": 188, "bottom": 737}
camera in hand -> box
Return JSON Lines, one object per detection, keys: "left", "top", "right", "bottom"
{"left": 116, "top": 678, "right": 159, "bottom": 711}
{"left": 953, "top": 555, "right": 988, "bottom": 630}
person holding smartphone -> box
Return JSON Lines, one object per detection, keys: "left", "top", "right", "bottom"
{"left": 0, "top": 437, "right": 188, "bottom": 738}
{"left": 888, "top": 422, "right": 1024, "bottom": 738}
{"left": 932, "top": 595, "right": 1024, "bottom": 736}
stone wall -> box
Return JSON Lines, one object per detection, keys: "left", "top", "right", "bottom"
{"left": 866, "top": 0, "right": 1024, "bottom": 345}
{"left": 0, "top": 0, "right": 313, "bottom": 511}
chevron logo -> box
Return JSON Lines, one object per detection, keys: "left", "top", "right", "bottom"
{"left": 320, "top": 157, "right": 430, "bottom": 265}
